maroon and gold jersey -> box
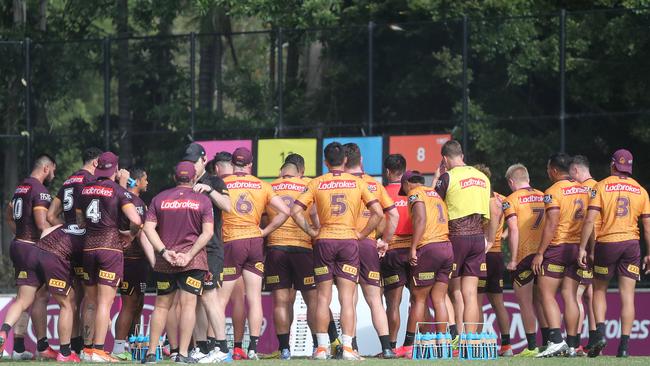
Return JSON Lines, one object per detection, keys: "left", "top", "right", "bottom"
{"left": 544, "top": 179, "right": 590, "bottom": 245}
{"left": 222, "top": 173, "right": 276, "bottom": 242}
{"left": 407, "top": 185, "right": 449, "bottom": 247}
{"left": 36, "top": 225, "right": 85, "bottom": 261}
{"left": 146, "top": 186, "right": 213, "bottom": 273}
{"left": 267, "top": 176, "right": 312, "bottom": 248}
{"left": 488, "top": 192, "right": 506, "bottom": 253}
{"left": 55, "top": 169, "right": 95, "bottom": 226}
{"left": 79, "top": 178, "right": 134, "bottom": 250}
{"left": 502, "top": 187, "right": 545, "bottom": 262}
{"left": 121, "top": 194, "right": 147, "bottom": 258}
{"left": 582, "top": 178, "right": 601, "bottom": 238}
{"left": 353, "top": 173, "right": 395, "bottom": 239}
{"left": 10, "top": 177, "right": 52, "bottom": 242}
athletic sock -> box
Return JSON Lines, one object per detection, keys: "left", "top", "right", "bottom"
{"left": 541, "top": 327, "right": 550, "bottom": 345}
{"left": 207, "top": 337, "right": 217, "bottom": 351}
{"left": 112, "top": 339, "right": 126, "bottom": 354}
{"left": 566, "top": 335, "right": 579, "bottom": 348}
{"left": 218, "top": 340, "right": 229, "bottom": 353}
{"left": 328, "top": 320, "right": 338, "bottom": 342}
{"left": 525, "top": 333, "right": 537, "bottom": 350}
{"left": 248, "top": 336, "right": 259, "bottom": 353}
{"left": 277, "top": 333, "right": 290, "bottom": 350}
{"left": 403, "top": 332, "right": 415, "bottom": 347}
{"left": 94, "top": 344, "right": 104, "bottom": 351}
{"left": 596, "top": 322, "right": 606, "bottom": 338}
{"left": 197, "top": 340, "right": 209, "bottom": 354}
{"left": 312, "top": 334, "right": 318, "bottom": 348}
{"left": 548, "top": 328, "right": 563, "bottom": 344}
{"left": 379, "top": 335, "right": 391, "bottom": 351}
{"left": 14, "top": 336, "right": 25, "bottom": 353}
{"left": 170, "top": 348, "right": 179, "bottom": 355}
{"left": 316, "top": 333, "right": 330, "bottom": 348}
{"left": 71, "top": 336, "right": 84, "bottom": 354}
{"left": 449, "top": 324, "right": 458, "bottom": 339}
{"left": 60, "top": 344, "right": 72, "bottom": 357}
{"left": 37, "top": 337, "right": 49, "bottom": 352}
{"left": 390, "top": 341, "right": 397, "bottom": 349}
{"left": 501, "top": 334, "right": 511, "bottom": 346}
{"left": 619, "top": 334, "right": 629, "bottom": 350}
{"left": 341, "top": 334, "right": 353, "bottom": 348}
{"left": 0, "top": 323, "right": 11, "bottom": 333}
{"left": 234, "top": 342, "right": 243, "bottom": 349}
{"left": 352, "top": 337, "right": 358, "bottom": 351}
{"left": 588, "top": 330, "right": 597, "bottom": 346}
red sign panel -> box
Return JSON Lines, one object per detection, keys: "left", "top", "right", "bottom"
{"left": 389, "top": 134, "right": 451, "bottom": 173}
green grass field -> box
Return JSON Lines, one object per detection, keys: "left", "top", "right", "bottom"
{"left": 1, "top": 359, "right": 650, "bottom": 365}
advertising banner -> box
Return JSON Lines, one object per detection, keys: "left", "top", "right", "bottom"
{"left": 388, "top": 134, "right": 451, "bottom": 173}
{"left": 322, "top": 137, "right": 383, "bottom": 175}
{"left": 195, "top": 140, "right": 253, "bottom": 161}
{"left": 257, "top": 139, "right": 318, "bottom": 178}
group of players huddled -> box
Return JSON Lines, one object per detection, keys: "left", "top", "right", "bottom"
{"left": 3, "top": 139, "right": 649, "bottom": 363}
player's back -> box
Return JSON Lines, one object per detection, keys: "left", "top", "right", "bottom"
{"left": 591, "top": 175, "right": 650, "bottom": 243}
{"left": 488, "top": 192, "right": 506, "bottom": 253}
{"left": 222, "top": 173, "right": 274, "bottom": 242}
{"left": 544, "top": 179, "right": 590, "bottom": 245}
{"left": 11, "top": 177, "right": 52, "bottom": 242}
{"left": 267, "top": 176, "right": 311, "bottom": 248}
{"left": 122, "top": 194, "right": 147, "bottom": 258}
{"left": 407, "top": 185, "right": 449, "bottom": 246}
{"left": 79, "top": 178, "right": 132, "bottom": 249}
{"left": 503, "top": 187, "right": 545, "bottom": 261}
{"left": 385, "top": 182, "right": 412, "bottom": 249}
{"left": 352, "top": 174, "right": 394, "bottom": 238}
{"left": 57, "top": 169, "right": 95, "bottom": 226}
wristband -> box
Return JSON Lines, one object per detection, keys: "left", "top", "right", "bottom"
{"left": 159, "top": 248, "right": 166, "bottom": 256}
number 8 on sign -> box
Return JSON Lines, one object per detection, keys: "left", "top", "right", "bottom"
{"left": 416, "top": 147, "right": 426, "bottom": 162}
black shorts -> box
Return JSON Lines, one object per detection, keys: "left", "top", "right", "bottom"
{"left": 154, "top": 270, "right": 206, "bottom": 296}
{"left": 205, "top": 245, "right": 224, "bottom": 291}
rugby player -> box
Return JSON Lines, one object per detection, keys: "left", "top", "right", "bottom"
{"left": 343, "top": 143, "right": 397, "bottom": 358}
{"left": 502, "top": 163, "right": 548, "bottom": 356}
{"left": 112, "top": 168, "right": 155, "bottom": 360}
{"left": 220, "top": 147, "right": 290, "bottom": 360}
{"left": 474, "top": 164, "right": 512, "bottom": 356}
{"left": 435, "top": 140, "right": 490, "bottom": 334}
{"left": 292, "top": 142, "right": 384, "bottom": 360}
{"left": 533, "top": 153, "right": 587, "bottom": 357}
{"left": 398, "top": 171, "right": 454, "bottom": 356}
{"left": 78, "top": 152, "right": 142, "bottom": 362}
{"left": 265, "top": 159, "right": 318, "bottom": 360}
{"left": 143, "top": 162, "right": 214, "bottom": 364}
{"left": 2, "top": 155, "right": 58, "bottom": 360}
{"left": 578, "top": 149, "right": 650, "bottom": 358}
{"left": 569, "top": 155, "right": 598, "bottom": 353}
{"left": 180, "top": 144, "right": 233, "bottom": 363}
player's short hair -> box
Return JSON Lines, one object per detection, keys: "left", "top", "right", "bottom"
{"left": 324, "top": 142, "right": 345, "bottom": 166}
{"left": 284, "top": 153, "right": 305, "bottom": 173}
{"left": 82, "top": 147, "right": 102, "bottom": 164}
{"left": 441, "top": 140, "right": 463, "bottom": 158}
{"left": 548, "top": 153, "right": 572, "bottom": 173}
{"left": 473, "top": 164, "right": 491, "bottom": 179}
{"left": 130, "top": 167, "right": 147, "bottom": 180}
{"left": 205, "top": 159, "right": 216, "bottom": 175}
{"left": 214, "top": 151, "right": 232, "bottom": 163}
{"left": 407, "top": 170, "right": 425, "bottom": 185}
{"left": 33, "top": 154, "right": 56, "bottom": 170}
{"left": 384, "top": 154, "right": 406, "bottom": 175}
{"left": 343, "top": 143, "right": 361, "bottom": 168}
{"left": 505, "top": 163, "right": 529, "bottom": 182}
{"left": 571, "top": 155, "right": 589, "bottom": 169}
{"left": 280, "top": 161, "right": 299, "bottom": 172}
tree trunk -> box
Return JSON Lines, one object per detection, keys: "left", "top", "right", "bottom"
{"left": 198, "top": 15, "right": 216, "bottom": 113}
{"left": 285, "top": 32, "right": 302, "bottom": 91}
{"left": 38, "top": 0, "right": 47, "bottom": 31}
{"left": 116, "top": 0, "right": 131, "bottom": 166}
{"left": 269, "top": 29, "right": 276, "bottom": 101}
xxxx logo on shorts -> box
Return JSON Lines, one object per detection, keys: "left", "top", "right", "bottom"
{"left": 383, "top": 275, "right": 400, "bottom": 285}
{"left": 594, "top": 266, "right": 608, "bottom": 275}
{"left": 99, "top": 270, "right": 116, "bottom": 281}
{"left": 577, "top": 269, "right": 593, "bottom": 279}
{"left": 223, "top": 267, "right": 237, "bottom": 275}
{"left": 341, "top": 264, "right": 358, "bottom": 276}
{"left": 185, "top": 276, "right": 202, "bottom": 289}
{"left": 266, "top": 275, "right": 280, "bottom": 284}
{"left": 478, "top": 279, "right": 487, "bottom": 287}
{"left": 74, "top": 267, "right": 84, "bottom": 276}
{"left": 480, "top": 263, "right": 487, "bottom": 272}
{"left": 48, "top": 279, "right": 67, "bottom": 289}
{"left": 519, "top": 270, "right": 532, "bottom": 280}
{"left": 418, "top": 272, "right": 435, "bottom": 281}
{"left": 315, "top": 266, "right": 329, "bottom": 276}
{"left": 157, "top": 281, "right": 170, "bottom": 290}
{"left": 121, "top": 281, "right": 130, "bottom": 290}
{"left": 255, "top": 262, "right": 265, "bottom": 272}
{"left": 368, "top": 271, "right": 380, "bottom": 281}
{"left": 628, "top": 264, "right": 640, "bottom": 276}
{"left": 18, "top": 271, "right": 27, "bottom": 279}
{"left": 546, "top": 264, "right": 564, "bottom": 273}
{"left": 499, "top": 279, "right": 504, "bottom": 288}
{"left": 303, "top": 276, "right": 315, "bottom": 285}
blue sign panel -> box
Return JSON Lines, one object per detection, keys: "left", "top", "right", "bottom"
{"left": 321, "top": 136, "right": 383, "bottom": 175}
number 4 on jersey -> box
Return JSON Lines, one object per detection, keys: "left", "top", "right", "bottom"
{"left": 86, "top": 199, "right": 101, "bottom": 223}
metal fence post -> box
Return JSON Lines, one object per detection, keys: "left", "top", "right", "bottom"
{"left": 560, "top": 9, "right": 566, "bottom": 152}
{"left": 368, "top": 21, "right": 375, "bottom": 135}
{"left": 190, "top": 32, "right": 196, "bottom": 139}
{"left": 462, "top": 16, "right": 469, "bottom": 157}
{"left": 24, "top": 37, "right": 31, "bottom": 170}
{"left": 277, "top": 28, "right": 284, "bottom": 137}
{"left": 103, "top": 37, "right": 111, "bottom": 150}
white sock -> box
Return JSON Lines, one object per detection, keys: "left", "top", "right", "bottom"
{"left": 341, "top": 334, "right": 353, "bottom": 348}
{"left": 316, "top": 333, "right": 330, "bottom": 348}
{"left": 112, "top": 340, "right": 126, "bottom": 354}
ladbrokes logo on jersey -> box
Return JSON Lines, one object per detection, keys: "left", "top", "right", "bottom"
{"left": 63, "top": 176, "right": 84, "bottom": 185}
{"left": 227, "top": 180, "right": 262, "bottom": 190}
{"left": 425, "top": 190, "right": 440, "bottom": 198}
{"left": 561, "top": 185, "right": 589, "bottom": 196}
{"left": 318, "top": 180, "right": 357, "bottom": 190}
{"left": 605, "top": 182, "right": 641, "bottom": 195}
{"left": 161, "top": 199, "right": 200, "bottom": 210}
{"left": 15, "top": 185, "right": 31, "bottom": 194}
{"left": 394, "top": 199, "right": 408, "bottom": 207}
{"left": 81, "top": 186, "right": 114, "bottom": 197}
{"left": 459, "top": 177, "right": 487, "bottom": 189}
{"left": 518, "top": 194, "right": 544, "bottom": 204}
{"left": 272, "top": 182, "right": 306, "bottom": 192}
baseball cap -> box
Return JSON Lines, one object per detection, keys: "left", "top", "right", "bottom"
{"left": 175, "top": 161, "right": 196, "bottom": 183}
{"left": 182, "top": 143, "right": 206, "bottom": 162}
{"left": 398, "top": 170, "right": 424, "bottom": 196}
{"left": 612, "top": 149, "right": 633, "bottom": 174}
{"left": 232, "top": 147, "right": 253, "bottom": 166}
{"left": 95, "top": 152, "right": 119, "bottom": 178}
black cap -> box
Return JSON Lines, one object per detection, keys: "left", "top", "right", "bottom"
{"left": 182, "top": 143, "right": 206, "bottom": 162}
{"left": 399, "top": 170, "right": 425, "bottom": 196}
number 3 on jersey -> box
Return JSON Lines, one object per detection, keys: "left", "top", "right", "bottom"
{"left": 330, "top": 194, "right": 347, "bottom": 216}
{"left": 86, "top": 199, "right": 101, "bottom": 223}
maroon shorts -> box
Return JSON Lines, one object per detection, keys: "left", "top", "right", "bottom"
{"left": 313, "top": 239, "right": 359, "bottom": 283}
{"left": 154, "top": 270, "right": 206, "bottom": 296}
{"left": 39, "top": 249, "right": 74, "bottom": 296}
{"left": 264, "top": 246, "right": 316, "bottom": 292}
{"left": 380, "top": 248, "right": 410, "bottom": 291}
{"left": 359, "top": 238, "right": 381, "bottom": 287}
{"left": 70, "top": 233, "right": 86, "bottom": 280}
{"left": 511, "top": 254, "right": 536, "bottom": 287}
{"left": 593, "top": 240, "right": 641, "bottom": 281}
{"left": 479, "top": 252, "right": 504, "bottom": 294}
{"left": 577, "top": 267, "right": 593, "bottom": 286}
{"left": 411, "top": 242, "right": 454, "bottom": 287}
{"left": 450, "top": 234, "right": 487, "bottom": 278}
{"left": 10, "top": 240, "right": 42, "bottom": 288}
{"left": 223, "top": 237, "right": 264, "bottom": 281}
{"left": 121, "top": 257, "right": 149, "bottom": 296}
{"left": 541, "top": 244, "right": 580, "bottom": 281}
{"left": 82, "top": 249, "right": 123, "bottom": 288}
